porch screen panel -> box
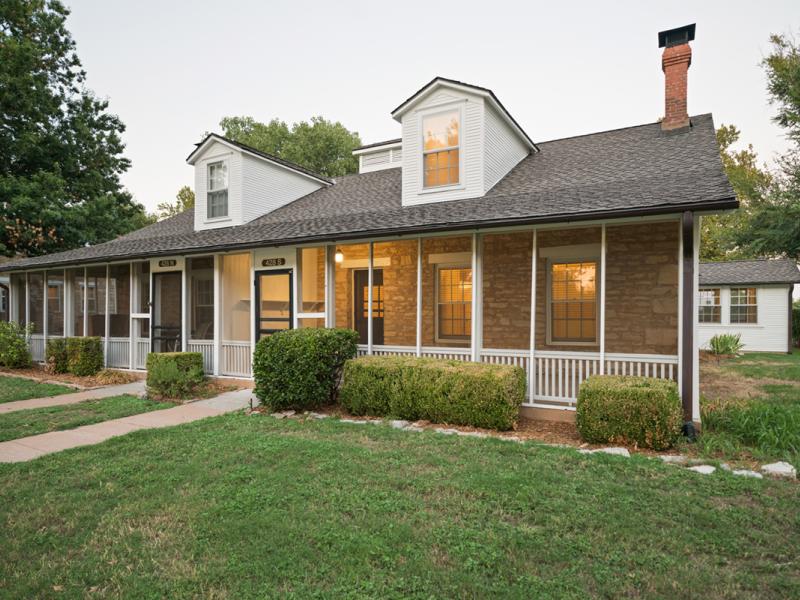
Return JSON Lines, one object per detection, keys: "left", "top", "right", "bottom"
{"left": 189, "top": 257, "right": 214, "bottom": 339}
{"left": 373, "top": 240, "right": 418, "bottom": 346}
{"left": 298, "top": 247, "right": 325, "bottom": 315}
{"left": 108, "top": 264, "right": 130, "bottom": 337}
{"left": 333, "top": 243, "right": 369, "bottom": 334}
{"left": 66, "top": 269, "right": 84, "bottom": 336}
{"left": 482, "top": 232, "right": 532, "bottom": 350}
{"left": 11, "top": 273, "right": 26, "bottom": 327}
{"left": 46, "top": 270, "right": 65, "bottom": 336}
{"left": 221, "top": 253, "right": 250, "bottom": 341}
{"left": 421, "top": 236, "right": 472, "bottom": 347}
{"left": 86, "top": 266, "right": 106, "bottom": 337}
{"left": 28, "top": 272, "right": 44, "bottom": 334}
{"left": 133, "top": 261, "right": 150, "bottom": 313}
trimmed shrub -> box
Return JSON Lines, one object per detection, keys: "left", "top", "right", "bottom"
{"left": 793, "top": 300, "right": 799, "bottom": 347}
{"left": 576, "top": 375, "right": 682, "bottom": 450}
{"left": 45, "top": 338, "right": 69, "bottom": 374}
{"left": 66, "top": 337, "right": 104, "bottom": 377}
{"left": 708, "top": 333, "right": 744, "bottom": 356}
{"left": 252, "top": 328, "right": 359, "bottom": 411}
{"left": 0, "top": 321, "right": 32, "bottom": 368}
{"left": 340, "top": 356, "right": 525, "bottom": 430}
{"left": 146, "top": 352, "right": 205, "bottom": 399}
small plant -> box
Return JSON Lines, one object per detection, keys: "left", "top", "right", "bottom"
{"left": 340, "top": 356, "right": 525, "bottom": 430}
{"left": 576, "top": 375, "right": 682, "bottom": 450}
{"left": 707, "top": 333, "right": 744, "bottom": 356}
{"left": 146, "top": 352, "right": 205, "bottom": 399}
{"left": 0, "top": 321, "right": 32, "bottom": 368}
{"left": 45, "top": 338, "right": 69, "bottom": 374}
{"left": 792, "top": 300, "right": 799, "bottom": 347}
{"left": 253, "top": 328, "right": 359, "bottom": 412}
{"left": 66, "top": 337, "right": 104, "bottom": 376}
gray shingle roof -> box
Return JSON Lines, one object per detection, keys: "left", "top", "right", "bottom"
{"left": 1, "top": 114, "right": 736, "bottom": 272}
{"left": 700, "top": 259, "right": 800, "bottom": 286}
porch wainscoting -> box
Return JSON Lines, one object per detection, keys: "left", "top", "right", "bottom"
{"left": 221, "top": 341, "right": 251, "bottom": 377}
{"left": 188, "top": 340, "right": 214, "bottom": 373}
{"left": 355, "top": 345, "right": 678, "bottom": 410}
{"left": 107, "top": 338, "right": 130, "bottom": 368}
{"left": 134, "top": 340, "right": 149, "bottom": 370}
{"left": 28, "top": 335, "right": 45, "bottom": 363}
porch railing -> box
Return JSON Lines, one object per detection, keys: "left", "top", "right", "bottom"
{"left": 356, "top": 345, "right": 678, "bottom": 409}
{"left": 28, "top": 334, "right": 45, "bottom": 363}
{"left": 221, "top": 340, "right": 251, "bottom": 377}
{"left": 107, "top": 337, "right": 130, "bottom": 368}
{"left": 188, "top": 339, "right": 214, "bottom": 373}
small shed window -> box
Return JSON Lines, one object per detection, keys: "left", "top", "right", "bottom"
{"left": 698, "top": 288, "right": 721, "bottom": 323}
{"left": 730, "top": 287, "right": 757, "bottom": 324}
{"left": 207, "top": 161, "right": 228, "bottom": 219}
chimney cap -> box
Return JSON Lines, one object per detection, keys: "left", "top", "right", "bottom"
{"left": 658, "top": 24, "right": 696, "bottom": 48}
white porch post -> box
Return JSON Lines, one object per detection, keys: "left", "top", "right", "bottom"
{"left": 181, "top": 262, "right": 189, "bottom": 352}
{"left": 325, "top": 245, "right": 335, "bottom": 327}
{"left": 129, "top": 263, "right": 134, "bottom": 370}
{"left": 24, "top": 273, "right": 29, "bottom": 341}
{"left": 677, "top": 221, "right": 684, "bottom": 395}
{"left": 470, "top": 232, "right": 483, "bottom": 362}
{"left": 599, "top": 224, "right": 607, "bottom": 374}
{"left": 692, "top": 215, "right": 701, "bottom": 422}
{"left": 213, "top": 255, "right": 221, "bottom": 376}
{"left": 416, "top": 237, "right": 422, "bottom": 357}
{"left": 65, "top": 269, "right": 72, "bottom": 337}
{"left": 528, "top": 229, "right": 538, "bottom": 401}
{"left": 249, "top": 251, "right": 256, "bottom": 360}
{"left": 367, "top": 241, "right": 374, "bottom": 355}
{"left": 104, "top": 264, "right": 110, "bottom": 366}
{"left": 43, "top": 271, "right": 48, "bottom": 353}
{"left": 83, "top": 267, "right": 88, "bottom": 337}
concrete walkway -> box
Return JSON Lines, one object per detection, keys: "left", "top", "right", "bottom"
{"left": 0, "top": 380, "right": 147, "bottom": 415}
{"left": 0, "top": 388, "right": 256, "bottom": 463}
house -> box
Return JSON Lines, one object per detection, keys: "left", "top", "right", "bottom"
{"left": 698, "top": 259, "right": 799, "bottom": 353}
{"left": 0, "top": 24, "right": 737, "bottom": 428}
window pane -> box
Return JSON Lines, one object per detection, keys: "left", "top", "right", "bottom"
{"left": 299, "top": 247, "right": 325, "bottom": 313}
{"left": 437, "top": 266, "right": 471, "bottom": 341}
{"left": 422, "top": 110, "right": 459, "bottom": 150}
{"left": 550, "top": 261, "right": 597, "bottom": 343}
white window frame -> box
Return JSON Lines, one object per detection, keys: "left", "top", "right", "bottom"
{"left": 730, "top": 287, "right": 758, "bottom": 325}
{"left": 698, "top": 288, "right": 721, "bottom": 324}
{"left": 545, "top": 256, "right": 600, "bottom": 347}
{"left": 434, "top": 263, "right": 472, "bottom": 344}
{"left": 419, "top": 104, "right": 464, "bottom": 193}
{"left": 207, "top": 160, "right": 229, "bottom": 220}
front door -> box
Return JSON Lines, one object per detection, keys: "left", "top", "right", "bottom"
{"left": 256, "top": 270, "right": 293, "bottom": 340}
{"left": 353, "top": 269, "right": 384, "bottom": 345}
{"left": 152, "top": 271, "right": 182, "bottom": 352}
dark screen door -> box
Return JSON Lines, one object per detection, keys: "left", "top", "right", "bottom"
{"left": 354, "top": 269, "right": 384, "bottom": 345}
{"left": 152, "top": 271, "right": 182, "bottom": 352}
{"left": 256, "top": 270, "right": 293, "bottom": 340}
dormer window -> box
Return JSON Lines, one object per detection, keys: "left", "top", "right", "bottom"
{"left": 207, "top": 161, "right": 228, "bottom": 219}
{"left": 423, "top": 110, "right": 460, "bottom": 188}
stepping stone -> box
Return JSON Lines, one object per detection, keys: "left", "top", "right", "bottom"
{"left": 270, "top": 410, "right": 295, "bottom": 419}
{"left": 457, "top": 431, "right": 488, "bottom": 438}
{"left": 389, "top": 420, "right": 409, "bottom": 429}
{"left": 405, "top": 425, "right": 424, "bottom": 433}
{"left": 595, "top": 447, "right": 630, "bottom": 457}
{"left": 732, "top": 469, "right": 763, "bottom": 479}
{"left": 434, "top": 428, "right": 459, "bottom": 435}
{"left": 688, "top": 465, "right": 716, "bottom": 475}
{"left": 498, "top": 436, "right": 523, "bottom": 443}
{"left": 761, "top": 462, "right": 797, "bottom": 479}
{"left": 719, "top": 463, "right": 732, "bottom": 472}
{"left": 308, "top": 412, "right": 329, "bottom": 419}
{"left": 339, "top": 418, "right": 367, "bottom": 424}
{"left": 658, "top": 455, "right": 688, "bottom": 465}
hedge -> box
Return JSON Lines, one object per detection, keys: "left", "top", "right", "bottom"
{"left": 146, "top": 352, "right": 205, "bottom": 399}
{"left": 66, "top": 337, "right": 104, "bottom": 376}
{"left": 339, "top": 356, "right": 525, "bottom": 431}
{"left": 576, "top": 375, "right": 682, "bottom": 450}
{"left": 252, "top": 328, "right": 359, "bottom": 411}
{"left": 45, "top": 338, "right": 69, "bottom": 374}
{"left": 0, "top": 321, "right": 32, "bottom": 368}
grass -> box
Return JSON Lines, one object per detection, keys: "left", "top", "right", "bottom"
{"left": 1, "top": 415, "right": 799, "bottom": 598}
{"left": 0, "top": 375, "right": 74, "bottom": 404}
{"left": 0, "top": 395, "right": 175, "bottom": 442}
{"left": 699, "top": 351, "right": 800, "bottom": 468}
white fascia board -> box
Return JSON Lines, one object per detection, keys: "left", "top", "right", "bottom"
{"left": 352, "top": 142, "right": 402, "bottom": 156}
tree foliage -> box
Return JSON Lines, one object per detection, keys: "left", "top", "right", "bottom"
{"left": 219, "top": 115, "right": 361, "bottom": 178}
{"left": 0, "top": 0, "right": 150, "bottom": 258}
{"left": 157, "top": 186, "right": 195, "bottom": 220}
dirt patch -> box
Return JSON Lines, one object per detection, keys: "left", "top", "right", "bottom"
{"left": 0, "top": 366, "right": 143, "bottom": 389}
{"left": 700, "top": 362, "right": 768, "bottom": 402}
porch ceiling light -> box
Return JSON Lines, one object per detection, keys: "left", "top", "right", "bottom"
{"left": 334, "top": 249, "right": 344, "bottom": 263}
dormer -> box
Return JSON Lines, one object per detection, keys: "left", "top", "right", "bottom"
{"left": 353, "top": 139, "right": 403, "bottom": 173}
{"left": 391, "top": 77, "right": 537, "bottom": 206}
{"left": 186, "top": 134, "right": 330, "bottom": 231}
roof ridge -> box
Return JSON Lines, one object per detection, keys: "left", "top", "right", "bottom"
{"left": 701, "top": 257, "right": 796, "bottom": 264}
{"left": 537, "top": 114, "right": 713, "bottom": 146}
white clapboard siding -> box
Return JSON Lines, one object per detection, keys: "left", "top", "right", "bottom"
{"left": 484, "top": 103, "right": 529, "bottom": 190}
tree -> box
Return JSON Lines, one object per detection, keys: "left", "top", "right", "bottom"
{"left": 701, "top": 125, "right": 772, "bottom": 260}
{"left": 157, "top": 186, "right": 195, "bottom": 220}
{"left": 0, "top": 0, "right": 150, "bottom": 258}
{"left": 219, "top": 116, "right": 361, "bottom": 177}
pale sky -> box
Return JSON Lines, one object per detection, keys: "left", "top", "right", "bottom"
{"left": 64, "top": 0, "right": 800, "bottom": 213}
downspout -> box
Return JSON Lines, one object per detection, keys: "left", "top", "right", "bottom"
{"left": 680, "top": 211, "right": 696, "bottom": 439}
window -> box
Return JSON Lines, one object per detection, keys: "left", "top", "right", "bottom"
{"left": 549, "top": 261, "right": 597, "bottom": 344}
{"left": 189, "top": 256, "right": 214, "bottom": 340}
{"left": 698, "top": 288, "right": 721, "bottom": 323}
{"left": 730, "top": 287, "right": 757, "bottom": 324}
{"left": 436, "top": 266, "right": 472, "bottom": 341}
{"left": 207, "top": 161, "right": 228, "bottom": 219}
{"left": 423, "top": 110, "right": 460, "bottom": 188}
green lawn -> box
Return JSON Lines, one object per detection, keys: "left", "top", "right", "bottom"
{"left": 0, "top": 375, "right": 74, "bottom": 404}
{"left": 725, "top": 349, "right": 800, "bottom": 381}
{"left": 1, "top": 415, "right": 798, "bottom": 598}
{"left": 0, "top": 395, "right": 175, "bottom": 442}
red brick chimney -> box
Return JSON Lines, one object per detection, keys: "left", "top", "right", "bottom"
{"left": 658, "top": 24, "right": 696, "bottom": 131}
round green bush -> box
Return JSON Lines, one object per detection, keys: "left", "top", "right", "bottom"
{"left": 576, "top": 375, "right": 682, "bottom": 450}
{"left": 0, "top": 321, "right": 32, "bottom": 368}
{"left": 252, "top": 328, "right": 358, "bottom": 412}
{"left": 146, "top": 352, "right": 205, "bottom": 399}
{"left": 45, "top": 338, "right": 69, "bottom": 374}
{"left": 66, "top": 337, "right": 104, "bottom": 377}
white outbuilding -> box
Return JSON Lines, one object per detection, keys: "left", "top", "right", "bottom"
{"left": 698, "top": 259, "right": 800, "bottom": 353}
